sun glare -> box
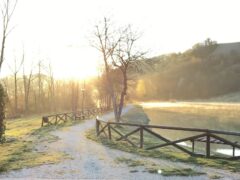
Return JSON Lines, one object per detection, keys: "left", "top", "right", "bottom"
{"left": 48, "top": 46, "right": 100, "bottom": 80}
{"left": 53, "top": 59, "right": 99, "bottom": 80}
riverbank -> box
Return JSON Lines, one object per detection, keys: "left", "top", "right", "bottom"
{"left": 86, "top": 104, "right": 240, "bottom": 177}
{"left": 140, "top": 101, "right": 240, "bottom": 156}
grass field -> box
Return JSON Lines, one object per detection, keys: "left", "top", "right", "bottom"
{"left": 0, "top": 115, "right": 82, "bottom": 173}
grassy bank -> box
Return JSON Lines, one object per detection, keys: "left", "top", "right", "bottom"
{"left": 0, "top": 115, "right": 82, "bottom": 173}
{"left": 86, "top": 105, "right": 240, "bottom": 173}
{"left": 141, "top": 101, "right": 240, "bottom": 132}
{"left": 114, "top": 157, "right": 205, "bottom": 176}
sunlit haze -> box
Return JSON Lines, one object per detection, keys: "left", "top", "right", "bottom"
{"left": 2, "top": 0, "right": 240, "bottom": 174}
{"left": 2, "top": 0, "right": 240, "bottom": 79}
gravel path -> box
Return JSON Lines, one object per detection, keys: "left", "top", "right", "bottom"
{"left": 0, "top": 106, "right": 239, "bottom": 179}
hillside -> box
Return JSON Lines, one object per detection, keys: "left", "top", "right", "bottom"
{"left": 207, "top": 91, "right": 240, "bottom": 103}
{"left": 212, "top": 42, "right": 240, "bottom": 57}
{"left": 130, "top": 40, "right": 240, "bottom": 101}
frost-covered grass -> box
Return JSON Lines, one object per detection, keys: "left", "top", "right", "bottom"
{"left": 0, "top": 115, "right": 82, "bottom": 173}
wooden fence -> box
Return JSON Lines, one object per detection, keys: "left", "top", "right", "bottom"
{"left": 96, "top": 118, "right": 240, "bottom": 160}
{"left": 41, "top": 107, "right": 109, "bottom": 127}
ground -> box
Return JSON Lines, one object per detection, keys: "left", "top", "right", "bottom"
{"left": 0, "top": 106, "right": 240, "bottom": 179}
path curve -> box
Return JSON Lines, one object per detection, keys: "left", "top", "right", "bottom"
{"left": 0, "top": 106, "right": 239, "bottom": 179}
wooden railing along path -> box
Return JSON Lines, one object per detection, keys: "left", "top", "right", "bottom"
{"left": 41, "top": 107, "right": 109, "bottom": 127}
{"left": 96, "top": 118, "right": 240, "bottom": 160}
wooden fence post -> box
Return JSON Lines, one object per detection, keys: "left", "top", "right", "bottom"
{"left": 206, "top": 132, "right": 210, "bottom": 158}
{"left": 96, "top": 119, "right": 100, "bottom": 135}
{"left": 192, "top": 140, "right": 195, "bottom": 153}
{"left": 140, "top": 126, "right": 143, "bottom": 148}
{"left": 55, "top": 115, "right": 58, "bottom": 125}
{"left": 108, "top": 123, "right": 112, "bottom": 140}
{"left": 233, "top": 145, "right": 235, "bottom": 157}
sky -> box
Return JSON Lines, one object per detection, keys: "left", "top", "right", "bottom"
{"left": 1, "top": 0, "right": 240, "bottom": 79}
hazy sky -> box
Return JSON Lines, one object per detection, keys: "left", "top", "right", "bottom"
{"left": 1, "top": 0, "right": 240, "bottom": 79}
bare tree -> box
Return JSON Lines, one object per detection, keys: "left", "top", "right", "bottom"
{"left": 93, "top": 18, "right": 121, "bottom": 121}
{"left": 81, "top": 80, "right": 85, "bottom": 112}
{"left": 95, "top": 75, "right": 112, "bottom": 109}
{"left": 93, "top": 19, "right": 145, "bottom": 122}
{"left": 22, "top": 58, "right": 34, "bottom": 114}
{"left": 71, "top": 80, "right": 79, "bottom": 112}
{"left": 47, "top": 63, "right": 55, "bottom": 112}
{"left": 0, "top": 0, "right": 17, "bottom": 69}
{"left": 111, "top": 26, "right": 145, "bottom": 121}
{"left": 8, "top": 54, "right": 23, "bottom": 115}
{"left": 37, "top": 60, "right": 45, "bottom": 112}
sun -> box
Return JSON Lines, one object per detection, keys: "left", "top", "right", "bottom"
{"left": 50, "top": 46, "right": 100, "bottom": 80}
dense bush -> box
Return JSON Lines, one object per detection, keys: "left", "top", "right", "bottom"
{"left": 0, "top": 83, "right": 6, "bottom": 143}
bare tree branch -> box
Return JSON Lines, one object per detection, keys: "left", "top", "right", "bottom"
{"left": 0, "top": 0, "right": 17, "bottom": 71}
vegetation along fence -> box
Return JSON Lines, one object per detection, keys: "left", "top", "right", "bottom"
{"left": 41, "top": 107, "right": 109, "bottom": 127}
{"left": 96, "top": 118, "right": 240, "bottom": 160}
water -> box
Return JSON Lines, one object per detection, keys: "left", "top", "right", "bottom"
{"left": 140, "top": 102, "right": 240, "bottom": 157}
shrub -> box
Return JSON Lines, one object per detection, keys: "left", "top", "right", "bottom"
{"left": 0, "top": 83, "right": 6, "bottom": 143}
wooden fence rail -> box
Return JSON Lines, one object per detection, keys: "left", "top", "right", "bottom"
{"left": 96, "top": 118, "right": 240, "bottom": 160}
{"left": 41, "top": 107, "right": 109, "bottom": 127}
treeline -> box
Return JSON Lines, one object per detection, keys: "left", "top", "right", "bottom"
{"left": 131, "top": 39, "right": 240, "bottom": 100}
{"left": 4, "top": 38, "right": 240, "bottom": 118}
{"left": 1, "top": 61, "right": 97, "bottom": 118}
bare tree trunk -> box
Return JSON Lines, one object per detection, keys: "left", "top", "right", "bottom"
{"left": 25, "top": 76, "right": 31, "bottom": 112}
{"left": 108, "top": 95, "right": 111, "bottom": 109}
{"left": 104, "top": 56, "right": 118, "bottom": 121}
{"left": 23, "top": 67, "right": 33, "bottom": 114}
{"left": 81, "top": 80, "right": 85, "bottom": 111}
{"left": 111, "top": 25, "right": 144, "bottom": 121}
{"left": 14, "top": 72, "right": 17, "bottom": 114}
{"left": 34, "top": 91, "right": 37, "bottom": 112}
{"left": 10, "top": 54, "right": 24, "bottom": 115}
{"left": 71, "top": 81, "right": 79, "bottom": 112}
{"left": 48, "top": 64, "right": 55, "bottom": 112}
{"left": 93, "top": 17, "right": 121, "bottom": 122}
{"left": 37, "top": 61, "right": 42, "bottom": 112}
{"left": 50, "top": 77, "right": 55, "bottom": 112}
{"left": 117, "top": 70, "right": 127, "bottom": 121}
{"left": 0, "top": 34, "right": 6, "bottom": 68}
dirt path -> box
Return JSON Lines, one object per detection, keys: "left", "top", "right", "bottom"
{"left": 0, "top": 106, "right": 239, "bottom": 179}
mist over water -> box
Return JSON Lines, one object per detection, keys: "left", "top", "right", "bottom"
{"left": 140, "top": 102, "right": 240, "bottom": 156}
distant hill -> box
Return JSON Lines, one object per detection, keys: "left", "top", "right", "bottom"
{"left": 207, "top": 91, "right": 240, "bottom": 103}
{"left": 212, "top": 42, "right": 240, "bottom": 57}
{"left": 130, "top": 39, "right": 240, "bottom": 101}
